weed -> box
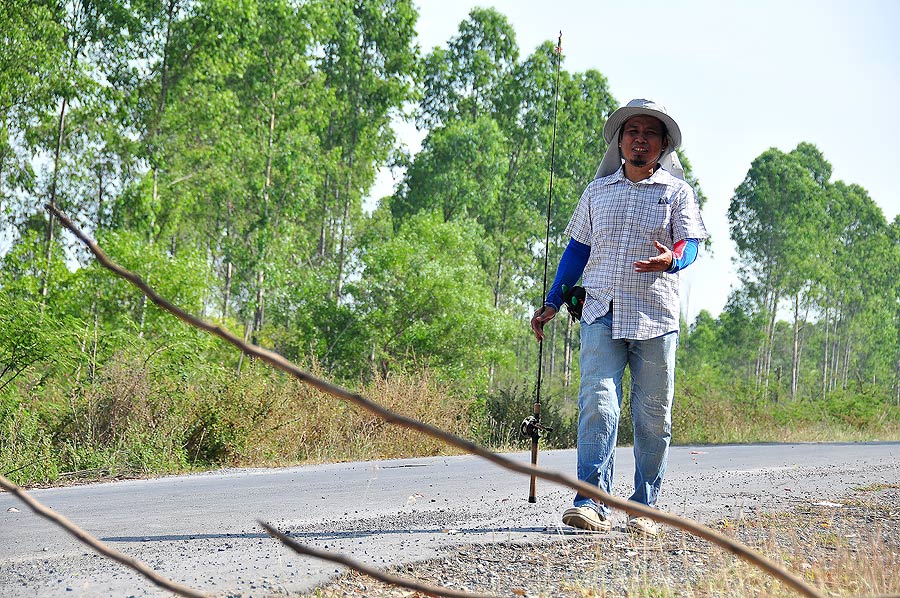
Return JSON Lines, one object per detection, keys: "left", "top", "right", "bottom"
{"left": 853, "top": 482, "right": 900, "bottom": 492}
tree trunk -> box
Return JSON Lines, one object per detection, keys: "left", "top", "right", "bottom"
{"left": 90, "top": 298, "right": 99, "bottom": 381}
{"left": 157, "top": 1, "right": 177, "bottom": 123}
{"left": 237, "top": 321, "right": 251, "bottom": 374}
{"left": 41, "top": 96, "right": 68, "bottom": 307}
{"left": 831, "top": 306, "right": 844, "bottom": 393}
{"left": 264, "top": 89, "right": 276, "bottom": 204}
{"left": 842, "top": 337, "right": 852, "bottom": 390}
{"left": 831, "top": 335, "right": 840, "bottom": 393}
{"left": 549, "top": 318, "right": 557, "bottom": 382}
{"left": 493, "top": 245, "right": 504, "bottom": 310}
{"left": 318, "top": 172, "right": 330, "bottom": 259}
{"left": 138, "top": 276, "right": 150, "bottom": 338}
{"left": 335, "top": 152, "right": 354, "bottom": 302}
{"left": 318, "top": 109, "right": 336, "bottom": 260}
{"left": 762, "top": 288, "right": 779, "bottom": 397}
{"left": 828, "top": 308, "right": 843, "bottom": 392}
{"left": 75, "top": 300, "right": 96, "bottom": 385}
{"left": 148, "top": 0, "right": 180, "bottom": 242}
{"left": 755, "top": 343, "right": 764, "bottom": 392}
{"left": 514, "top": 335, "right": 521, "bottom": 373}
{"left": 151, "top": 167, "right": 159, "bottom": 238}
{"left": 250, "top": 82, "right": 277, "bottom": 344}
{"left": 96, "top": 163, "right": 103, "bottom": 229}
{"left": 790, "top": 291, "right": 800, "bottom": 400}
{"left": 223, "top": 260, "right": 232, "bottom": 320}
{"left": 822, "top": 304, "right": 829, "bottom": 399}
{"left": 252, "top": 269, "right": 264, "bottom": 345}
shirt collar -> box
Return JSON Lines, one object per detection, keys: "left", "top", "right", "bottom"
{"left": 601, "top": 164, "right": 672, "bottom": 186}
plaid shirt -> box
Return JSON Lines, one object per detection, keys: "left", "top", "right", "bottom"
{"left": 565, "top": 166, "right": 708, "bottom": 340}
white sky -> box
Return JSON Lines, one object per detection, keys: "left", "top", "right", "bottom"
{"left": 372, "top": 0, "right": 900, "bottom": 323}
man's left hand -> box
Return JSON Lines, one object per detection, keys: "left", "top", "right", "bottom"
{"left": 633, "top": 241, "right": 673, "bottom": 273}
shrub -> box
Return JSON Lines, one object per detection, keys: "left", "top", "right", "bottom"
{"left": 0, "top": 396, "right": 59, "bottom": 484}
{"left": 470, "top": 382, "right": 577, "bottom": 450}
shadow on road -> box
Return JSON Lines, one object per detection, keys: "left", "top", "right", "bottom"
{"left": 100, "top": 524, "right": 586, "bottom": 544}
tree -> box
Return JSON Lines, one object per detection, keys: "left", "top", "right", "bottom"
{"left": 0, "top": 1, "right": 65, "bottom": 226}
{"left": 312, "top": 0, "right": 419, "bottom": 302}
{"left": 728, "top": 144, "right": 828, "bottom": 398}
{"left": 392, "top": 116, "right": 506, "bottom": 225}
{"left": 418, "top": 7, "right": 518, "bottom": 129}
{"left": 817, "top": 182, "right": 897, "bottom": 397}
{"left": 113, "top": 0, "right": 326, "bottom": 347}
{"left": 356, "top": 212, "right": 515, "bottom": 386}
{"left": 24, "top": 1, "right": 137, "bottom": 304}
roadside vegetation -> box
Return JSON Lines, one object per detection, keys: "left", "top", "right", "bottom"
{"left": 3, "top": 328, "right": 898, "bottom": 487}
{"left": 2, "top": 2, "right": 898, "bottom": 488}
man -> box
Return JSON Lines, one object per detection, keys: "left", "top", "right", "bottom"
{"left": 530, "top": 99, "right": 707, "bottom": 536}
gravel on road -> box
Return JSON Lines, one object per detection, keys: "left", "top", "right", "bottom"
{"left": 305, "top": 486, "right": 900, "bottom": 597}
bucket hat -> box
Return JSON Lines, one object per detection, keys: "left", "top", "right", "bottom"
{"left": 595, "top": 98, "right": 685, "bottom": 180}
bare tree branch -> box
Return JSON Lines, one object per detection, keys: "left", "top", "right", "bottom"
{"left": 259, "top": 521, "right": 495, "bottom": 598}
{"left": 47, "top": 203, "right": 825, "bottom": 598}
{"left": 0, "top": 474, "right": 210, "bottom": 598}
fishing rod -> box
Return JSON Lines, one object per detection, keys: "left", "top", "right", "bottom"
{"left": 522, "top": 32, "right": 563, "bottom": 504}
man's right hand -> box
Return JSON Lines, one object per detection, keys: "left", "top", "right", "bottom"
{"left": 530, "top": 305, "right": 557, "bottom": 341}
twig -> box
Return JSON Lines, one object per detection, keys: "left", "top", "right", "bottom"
{"left": 58, "top": 468, "right": 109, "bottom": 478}
{"left": 2, "top": 455, "right": 53, "bottom": 478}
{"left": 47, "top": 203, "right": 825, "bottom": 598}
{"left": 0, "top": 473, "right": 209, "bottom": 598}
{"left": 259, "top": 521, "right": 494, "bottom": 598}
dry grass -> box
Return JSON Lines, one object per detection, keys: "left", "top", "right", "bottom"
{"left": 569, "top": 486, "right": 900, "bottom": 597}
{"left": 682, "top": 489, "right": 900, "bottom": 596}
{"left": 8, "top": 343, "right": 897, "bottom": 488}
{"left": 11, "top": 356, "right": 472, "bottom": 485}
{"left": 205, "top": 364, "right": 472, "bottom": 467}
{"left": 672, "top": 393, "right": 900, "bottom": 446}
{"left": 308, "top": 487, "right": 900, "bottom": 597}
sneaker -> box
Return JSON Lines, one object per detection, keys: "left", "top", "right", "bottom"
{"left": 562, "top": 506, "right": 611, "bottom": 532}
{"left": 626, "top": 515, "right": 661, "bottom": 537}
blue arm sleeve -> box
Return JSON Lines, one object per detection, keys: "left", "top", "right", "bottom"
{"left": 666, "top": 238, "right": 700, "bottom": 273}
{"left": 545, "top": 238, "right": 590, "bottom": 309}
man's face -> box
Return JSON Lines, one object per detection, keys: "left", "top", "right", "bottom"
{"left": 619, "top": 115, "right": 668, "bottom": 168}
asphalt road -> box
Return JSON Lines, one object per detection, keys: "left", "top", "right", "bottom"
{"left": 2, "top": 442, "right": 898, "bottom": 597}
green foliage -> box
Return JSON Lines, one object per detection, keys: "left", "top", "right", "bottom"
{"left": 822, "top": 389, "right": 895, "bottom": 430}
{"left": 393, "top": 116, "right": 507, "bottom": 224}
{"left": 0, "top": 1, "right": 65, "bottom": 111}
{"left": 82, "top": 230, "right": 210, "bottom": 329}
{"left": 726, "top": 143, "right": 899, "bottom": 402}
{"left": 468, "top": 382, "right": 577, "bottom": 449}
{"left": 0, "top": 395, "right": 58, "bottom": 484}
{"left": 730, "top": 145, "right": 829, "bottom": 294}
{"left": 357, "top": 212, "right": 516, "bottom": 387}
{"left": 0, "top": 291, "right": 78, "bottom": 397}
{"left": 419, "top": 7, "right": 518, "bottom": 127}
{"left": 0, "top": 4, "right": 896, "bottom": 487}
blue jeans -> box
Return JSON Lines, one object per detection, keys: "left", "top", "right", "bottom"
{"left": 573, "top": 312, "right": 677, "bottom": 516}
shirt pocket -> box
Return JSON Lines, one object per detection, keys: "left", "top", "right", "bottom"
{"left": 649, "top": 197, "right": 672, "bottom": 240}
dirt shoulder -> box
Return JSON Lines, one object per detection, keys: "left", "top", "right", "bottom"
{"left": 306, "top": 485, "right": 900, "bottom": 597}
